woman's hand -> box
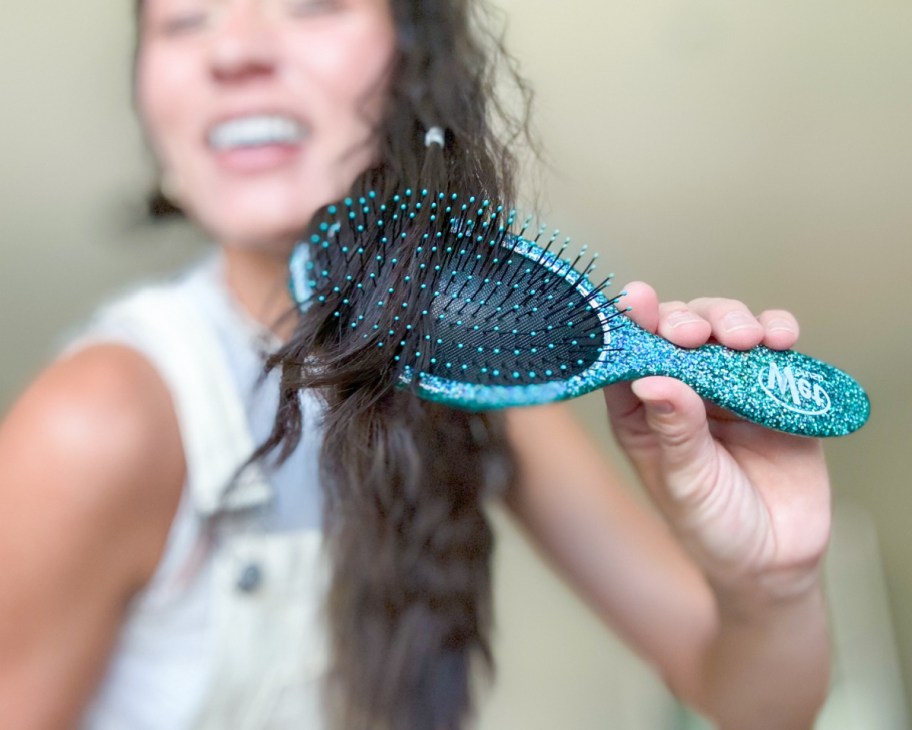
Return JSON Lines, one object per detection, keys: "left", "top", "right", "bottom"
{"left": 507, "top": 281, "right": 831, "bottom": 728}
{"left": 603, "top": 281, "right": 831, "bottom": 603}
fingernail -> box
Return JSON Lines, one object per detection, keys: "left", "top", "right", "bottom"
{"left": 646, "top": 400, "right": 675, "bottom": 415}
{"left": 766, "top": 318, "right": 795, "bottom": 334}
{"left": 667, "top": 310, "right": 701, "bottom": 329}
{"left": 723, "top": 311, "right": 758, "bottom": 333}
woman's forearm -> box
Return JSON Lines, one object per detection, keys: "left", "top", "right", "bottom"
{"left": 690, "top": 576, "right": 830, "bottom": 730}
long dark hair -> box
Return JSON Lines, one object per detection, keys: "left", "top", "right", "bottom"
{"left": 138, "top": 1, "right": 535, "bottom": 727}
{"left": 265, "top": 2, "right": 537, "bottom": 727}
{"left": 271, "top": 4, "right": 538, "bottom": 727}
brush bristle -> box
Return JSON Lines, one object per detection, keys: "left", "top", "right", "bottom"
{"left": 294, "top": 189, "right": 627, "bottom": 389}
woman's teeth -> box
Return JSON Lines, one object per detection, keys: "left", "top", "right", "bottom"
{"left": 208, "top": 115, "right": 307, "bottom": 150}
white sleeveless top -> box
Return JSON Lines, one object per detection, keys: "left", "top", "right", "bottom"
{"left": 70, "top": 255, "right": 329, "bottom": 729}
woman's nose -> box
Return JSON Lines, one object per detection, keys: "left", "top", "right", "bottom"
{"left": 208, "top": 5, "right": 279, "bottom": 83}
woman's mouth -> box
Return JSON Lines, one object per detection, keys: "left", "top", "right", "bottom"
{"left": 207, "top": 114, "right": 309, "bottom": 173}
{"left": 208, "top": 114, "right": 308, "bottom": 150}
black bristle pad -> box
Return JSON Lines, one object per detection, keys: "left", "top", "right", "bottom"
{"left": 309, "top": 191, "right": 607, "bottom": 386}
{"left": 425, "top": 256, "right": 604, "bottom": 384}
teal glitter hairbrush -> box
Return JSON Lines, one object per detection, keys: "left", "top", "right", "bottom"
{"left": 290, "top": 189, "right": 870, "bottom": 437}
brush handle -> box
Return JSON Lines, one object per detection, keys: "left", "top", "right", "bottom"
{"left": 407, "top": 322, "right": 870, "bottom": 436}
{"left": 601, "top": 322, "right": 870, "bottom": 437}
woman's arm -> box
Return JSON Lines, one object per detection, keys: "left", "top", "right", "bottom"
{"left": 505, "top": 283, "right": 830, "bottom": 730}
{"left": 0, "top": 345, "right": 185, "bottom": 729}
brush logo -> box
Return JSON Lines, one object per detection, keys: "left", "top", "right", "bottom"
{"left": 759, "top": 362, "right": 832, "bottom": 416}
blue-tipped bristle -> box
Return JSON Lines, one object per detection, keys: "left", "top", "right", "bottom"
{"left": 296, "top": 190, "right": 617, "bottom": 387}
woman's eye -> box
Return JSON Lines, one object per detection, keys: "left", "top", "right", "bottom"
{"left": 159, "top": 12, "right": 210, "bottom": 36}
{"left": 285, "top": 0, "right": 339, "bottom": 17}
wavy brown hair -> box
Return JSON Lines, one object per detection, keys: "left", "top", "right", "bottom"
{"left": 137, "top": 1, "right": 535, "bottom": 727}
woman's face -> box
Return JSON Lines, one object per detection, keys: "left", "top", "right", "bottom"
{"left": 136, "top": 0, "right": 396, "bottom": 250}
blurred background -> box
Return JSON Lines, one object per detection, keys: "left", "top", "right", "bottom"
{"left": 1, "top": 1, "right": 909, "bottom": 727}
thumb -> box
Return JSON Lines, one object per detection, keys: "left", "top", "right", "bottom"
{"left": 630, "top": 376, "right": 719, "bottom": 504}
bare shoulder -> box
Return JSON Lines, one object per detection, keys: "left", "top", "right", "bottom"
{"left": 0, "top": 344, "right": 186, "bottom": 726}
{"left": 0, "top": 343, "right": 186, "bottom": 590}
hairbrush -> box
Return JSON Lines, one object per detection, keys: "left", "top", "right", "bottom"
{"left": 289, "top": 189, "right": 869, "bottom": 437}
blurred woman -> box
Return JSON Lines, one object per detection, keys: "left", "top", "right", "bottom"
{"left": 0, "top": 1, "right": 830, "bottom": 728}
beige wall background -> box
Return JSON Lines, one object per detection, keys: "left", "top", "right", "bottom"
{"left": 2, "top": 1, "right": 910, "bottom": 727}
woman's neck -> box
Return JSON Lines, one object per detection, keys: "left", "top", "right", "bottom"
{"left": 220, "top": 243, "right": 296, "bottom": 342}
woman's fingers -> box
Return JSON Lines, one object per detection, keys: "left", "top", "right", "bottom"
{"left": 656, "top": 301, "right": 712, "bottom": 348}
{"left": 686, "top": 297, "right": 765, "bottom": 350}
{"left": 629, "top": 292, "right": 800, "bottom": 352}
{"left": 613, "top": 287, "right": 801, "bottom": 429}
{"left": 757, "top": 309, "right": 800, "bottom": 350}
{"left": 618, "top": 281, "right": 660, "bottom": 334}
{"left": 628, "top": 376, "right": 718, "bottom": 504}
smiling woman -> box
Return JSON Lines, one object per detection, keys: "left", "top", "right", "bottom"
{"left": 137, "top": 0, "right": 396, "bottom": 249}
{"left": 0, "top": 0, "right": 839, "bottom": 729}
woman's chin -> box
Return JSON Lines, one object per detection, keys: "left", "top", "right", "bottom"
{"left": 192, "top": 206, "right": 316, "bottom": 254}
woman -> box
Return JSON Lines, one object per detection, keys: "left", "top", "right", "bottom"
{"left": 0, "top": 0, "right": 830, "bottom": 728}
